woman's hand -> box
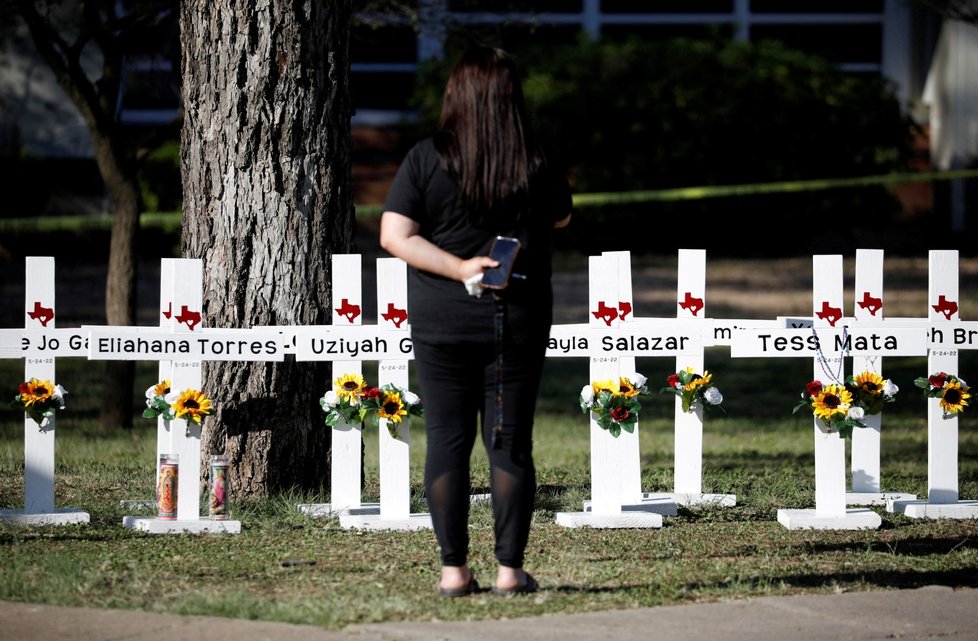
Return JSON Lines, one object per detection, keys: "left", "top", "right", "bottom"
{"left": 457, "top": 256, "right": 499, "bottom": 283}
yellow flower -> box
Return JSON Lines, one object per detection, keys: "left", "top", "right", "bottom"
{"left": 684, "top": 369, "right": 713, "bottom": 391}
{"left": 377, "top": 390, "right": 408, "bottom": 424}
{"left": 18, "top": 378, "right": 54, "bottom": 407}
{"left": 813, "top": 384, "right": 851, "bottom": 421}
{"left": 853, "top": 371, "right": 884, "bottom": 396}
{"left": 592, "top": 379, "right": 617, "bottom": 396}
{"left": 334, "top": 373, "right": 367, "bottom": 402}
{"left": 172, "top": 389, "right": 214, "bottom": 424}
{"left": 940, "top": 380, "right": 971, "bottom": 415}
{"left": 152, "top": 379, "right": 171, "bottom": 397}
{"left": 617, "top": 377, "right": 639, "bottom": 398}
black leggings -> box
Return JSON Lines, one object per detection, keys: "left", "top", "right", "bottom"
{"left": 412, "top": 336, "right": 546, "bottom": 568}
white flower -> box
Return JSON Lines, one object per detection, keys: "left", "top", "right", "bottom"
{"left": 164, "top": 390, "right": 181, "bottom": 405}
{"left": 580, "top": 384, "right": 594, "bottom": 407}
{"left": 51, "top": 385, "right": 67, "bottom": 409}
{"left": 402, "top": 390, "right": 420, "bottom": 406}
{"left": 322, "top": 390, "right": 339, "bottom": 407}
{"left": 626, "top": 372, "right": 647, "bottom": 389}
{"left": 704, "top": 386, "right": 723, "bottom": 406}
{"left": 883, "top": 380, "right": 899, "bottom": 397}
{"left": 145, "top": 385, "right": 159, "bottom": 400}
{"left": 847, "top": 406, "right": 865, "bottom": 421}
{"left": 958, "top": 377, "right": 968, "bottom": 388}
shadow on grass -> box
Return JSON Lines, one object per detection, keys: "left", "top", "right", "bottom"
{"left": 799, "top": 535, "right": 978, "bottom": 556}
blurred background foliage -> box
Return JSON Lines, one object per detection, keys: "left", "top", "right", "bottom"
{"left": 0, "top": 32, "right": 948, "bottom": 258}
{"left": 412, "top": 34, "right": 927, "bottom": 257}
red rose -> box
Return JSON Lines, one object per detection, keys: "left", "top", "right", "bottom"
{"left": 805, "top": 380, "right": 823, "bottom": 396}
{"left": 362, "top": 387, "right": 382, "bottom": 399}
{"left": 666, "top": 374, "right": 680, "bottom": 388}
{"left": 929, "top": 373, "right": 948, "bottom": 388}
{"left": 610, "top": 406, "right": 630, "bottom": 422}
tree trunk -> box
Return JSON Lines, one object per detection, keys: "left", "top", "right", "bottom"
{"left": 15, "top": 0, "right": 142, "bottom": 428}
{"left": 179, "top": 0, "right": 355, "bottom": 496}
{"left": 93, "top": 132, "right": 140, "bottom": 429}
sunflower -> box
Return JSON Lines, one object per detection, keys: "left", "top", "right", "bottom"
{"left": 853, "top": 371, "right": 885, "bottom": 396}
{"left": 939, "top": 380, "right": 971, "bottom": 415}
{"left": 617, "top": 377, "right": 640, "bottom": 398}
{"left": 812, "top": 384, "right": 852, "bottom": 421}
{"left": 151, "top": 379, "right": 171, "bottom": 397}
{"left": 377, "top": 389, "right": 408, "bottom": 424}
{"left": 684, "top": 369, "right": 713, "bottom": 392}
{"left": 334, "top": 373, "right": 367, "bottom": 402}
{"left": 172, "top": 389, "right": 214, "bottom": 424}
{"left": 592, "top": 379, "right": 618, "bottom": 396}
{"left": 18, "top": 378, "right": 54, "bottom": 407}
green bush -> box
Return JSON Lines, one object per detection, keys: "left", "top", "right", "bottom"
{"left": 415, "top": 35, "right": 919, "bottom": 254}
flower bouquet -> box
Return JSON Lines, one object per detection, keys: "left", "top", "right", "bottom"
{"left": 914, "top": 372, "right": 970, "bottom": 419}
{"left": 321, "top": 373, "right": 424, "bottom": 438}
{"left": 659, "top": 367, "right": 724, "bottom": 414}
{"left": 579, "top": 372, "right": 650, "bottom": 438}
{"left": 846, "top": 370, "right": 899, "bottom": 416}
{"left": 10, "top": 378, "right": 67, "bottom": 428}
{"left": 143, "top": 379, "right": 215, "bottom": 425}
{"left": 793, "top": 371, "right": 898, "bottom": 439}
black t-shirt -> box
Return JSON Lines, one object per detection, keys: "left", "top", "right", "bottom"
{"left": 383, "top": 138, "right": 572, "bottom": 344}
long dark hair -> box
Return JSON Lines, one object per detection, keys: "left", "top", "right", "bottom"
{"left": 434, "top": 46, "right": 544, "bottom": 227}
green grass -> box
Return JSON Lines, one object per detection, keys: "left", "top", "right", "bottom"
{"left": 1, "top": 353, "right": 977, "bottom": 628}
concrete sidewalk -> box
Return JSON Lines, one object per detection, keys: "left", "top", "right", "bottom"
{"left": 2, "top": 585, "right": 976, "bottom": 641}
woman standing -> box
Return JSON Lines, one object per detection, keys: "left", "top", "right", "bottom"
{"left": 380, "top": 45, "right": 572, "bottom": 597}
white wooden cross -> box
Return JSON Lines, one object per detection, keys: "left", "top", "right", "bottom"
{"left": 640, "top": 249, "right": 737, "bottom": 508}
{"left": 339, "top": 257, "right": 432, "bottom": 530}
{"left": 889, "top": 249, "right": 978, "bottom": 519}
{"left": 848, "top": 249, "right": 917, "bottom": 506}
{"left": 296, "top": 253, "right": 377, "bottom": 519}
{"left": 0, "top": 257, "right": 89, "bottom": 526}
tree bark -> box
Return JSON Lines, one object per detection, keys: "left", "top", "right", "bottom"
{"left": 180, "top": 0, "right": 355, "bottom": 496}
{"left": 94, "top": 132, "right": 139, "bottom": 429}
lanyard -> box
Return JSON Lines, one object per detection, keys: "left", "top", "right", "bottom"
{"left": 492, "top": 292, "right": 505, "bottom": 449}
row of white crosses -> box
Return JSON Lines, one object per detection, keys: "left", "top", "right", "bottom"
{"left": 4, "top": 250, "right": 977, "bottom": 532}
{"left": 731, "top": 250, "right": 978, "bottom": 529}
{"left": 90, "top": 256, "right": 428, "bottom": 533}
{"left": 550, "top": 250, "right": 742, "bottom": 528}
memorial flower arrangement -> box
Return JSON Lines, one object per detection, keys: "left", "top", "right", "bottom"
{"left": 579, "top": 373, "right": 651, "bottom": 438}
{"left": 793, "top": 371, "right": 898, "bottom": 439}
{"left": 321, "top": 372, "right": 424, "bottom": 438}
{"left": 914, "top": 371, "right": 970, "bottom": 419}
{"left": 659, "top": 367, "right": 725, "bottom": 414}
{"left": 143, "top": 379, "right": 174, "bottom": 420}
{"left": 10, "top": 378, "right": 66, "bottom": 428}
{"left": 143, "top": 379, "right": 215, "bottom": 425}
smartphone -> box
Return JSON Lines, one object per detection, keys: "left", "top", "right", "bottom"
{"left": 481, "top": 236, "right": 521, "bottom": 290}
